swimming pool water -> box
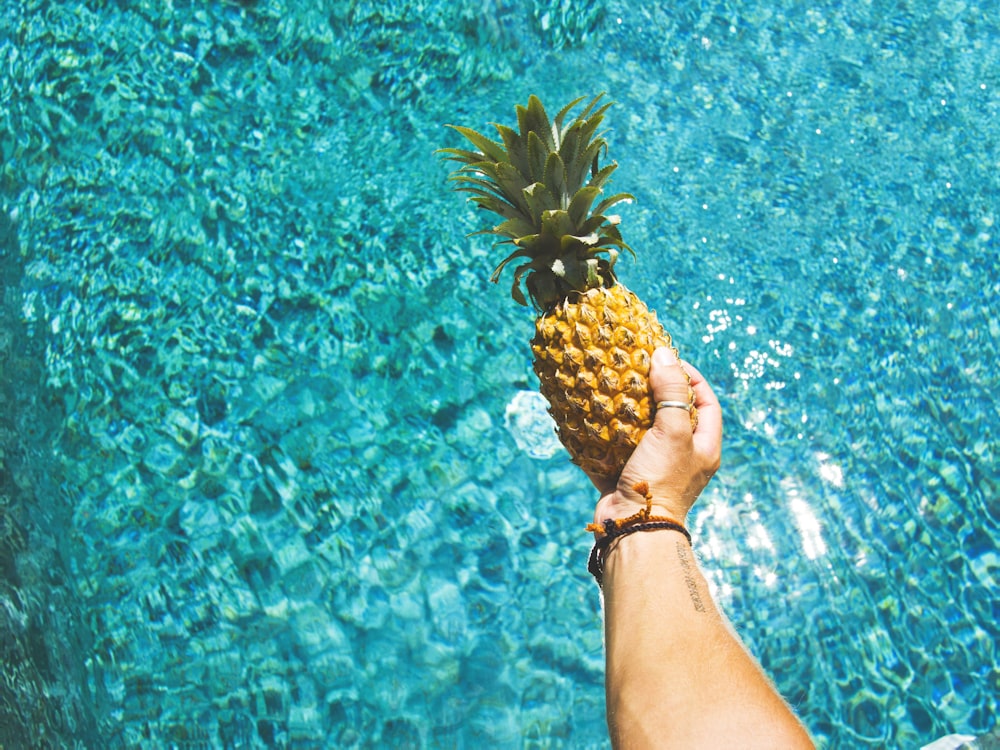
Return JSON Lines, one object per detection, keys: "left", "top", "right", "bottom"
{"left": 1, "top": 1, "right": 998, "bottom": 747}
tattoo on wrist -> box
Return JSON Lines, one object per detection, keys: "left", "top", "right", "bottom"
{"left": 676, "top": 541, "right": 706, "bottom": 613}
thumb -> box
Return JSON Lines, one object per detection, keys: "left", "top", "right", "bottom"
{"left": 650, "top": 347, "right": 694, "bottom": 428}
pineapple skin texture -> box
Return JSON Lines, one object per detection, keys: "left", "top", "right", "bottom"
{"left": 531, "top": 285, "right": 698, "bottom": 480}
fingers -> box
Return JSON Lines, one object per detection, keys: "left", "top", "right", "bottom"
{"left": 592, "top": 350, "right": 724, "bottom": 524}
{"left": 679, "top": 360, "right": 721, "bottom": 433}
{"left": 678, "top": 359, "right": 722, "bottom": 473}
{"left": 587, "top": 349, "right": 723, "bottom": 496}
{"left": 650, "top": 348, "right": 722, "bottom": 469}
{"left": 649, "top": 347, "right": 694, "bottom": 434}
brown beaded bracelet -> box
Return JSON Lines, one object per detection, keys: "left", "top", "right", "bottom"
{"left": 586, "top": 482, "right": 691, "bottom": 587}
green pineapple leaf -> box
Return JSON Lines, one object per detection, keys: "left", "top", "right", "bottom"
{"left": 445, "top": 125, "right": 508, "bottom": 163}
{"left": 519, "top": 95, "right": 556, "bottom": 151}
{"left": 441, "top": 93, "right": 636, "bottom": 308}
{"left": 553, "top": 94, "right": 589, "bottom": 133}
{"left": 526, "top": 131, "right": 549, "bottom": 183}
{"left": 540, "top": 209, "right": 574, "bottom": 240}
{"left": 493, "top": 216, "right": 539, "bottom": 240}
{"left": 543, "top": 151, "right": 569, "bottom": 208}
{"left": 494, "top": 123, "right": 531, "bottom": 182}
{"left": 592, "top": 191, "right": 635, "bottom": 217}
{"left": 523, "top": 182, "right": 556, "bottom": 226}
{"left": 567, "top": 185, "right": 600, "bottom": 228}
{"left": 588, "top": 164, "right": 619, "bottom": 194}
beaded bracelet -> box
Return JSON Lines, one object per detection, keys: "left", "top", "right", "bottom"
{"left": 586, "top": 482, "right": 691, "bottom": 587}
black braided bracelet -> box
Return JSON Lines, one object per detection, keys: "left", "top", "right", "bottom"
{"left": 587, "top": 518, "right": 692, "bottom": 587}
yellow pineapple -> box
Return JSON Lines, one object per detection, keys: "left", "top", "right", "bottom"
{"left": 439, "top": 94, "right": 696, "bottom": 480}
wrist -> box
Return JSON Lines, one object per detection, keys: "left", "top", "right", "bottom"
{"left": 586, "top": 484, "right": 692, "bottom": 587}
{"left": 595, "top": 500, "right": 688, "bottom": 528}
{"left": 603, "top": 526, "right": 694, "bottom": 576}
{"left": 593, "top": 481, "right": 689, "bottom": 529}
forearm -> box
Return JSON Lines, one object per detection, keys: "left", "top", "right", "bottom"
{"left": 602, "top": 531, "right": 814, "bottom": 749}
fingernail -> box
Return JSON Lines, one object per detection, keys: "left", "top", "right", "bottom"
{"left": 654, "top": 347, "right": 678, "bottom": 367}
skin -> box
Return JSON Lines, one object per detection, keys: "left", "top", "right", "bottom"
{"left": 585, "top": 347, "right": 815, "bottom": 749}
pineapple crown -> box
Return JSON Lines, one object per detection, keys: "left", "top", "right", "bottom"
{"left": 438, "top": 94, "right": 635, "bottom": 311}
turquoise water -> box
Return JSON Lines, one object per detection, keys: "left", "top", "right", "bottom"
{"left": 1, "top": 1, "right": 998, "bottom": 747}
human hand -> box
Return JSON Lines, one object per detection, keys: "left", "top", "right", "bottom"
{"left": 591, "top": 347, "right": 722, "bottom": 526}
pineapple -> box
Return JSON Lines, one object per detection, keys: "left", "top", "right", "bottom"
{"left": 438, "top": 94, "right": 696, "bottom": 480}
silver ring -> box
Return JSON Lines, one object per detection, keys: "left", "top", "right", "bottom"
{"left": 656, "top": 400, "right": 692, "bottom": 412}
